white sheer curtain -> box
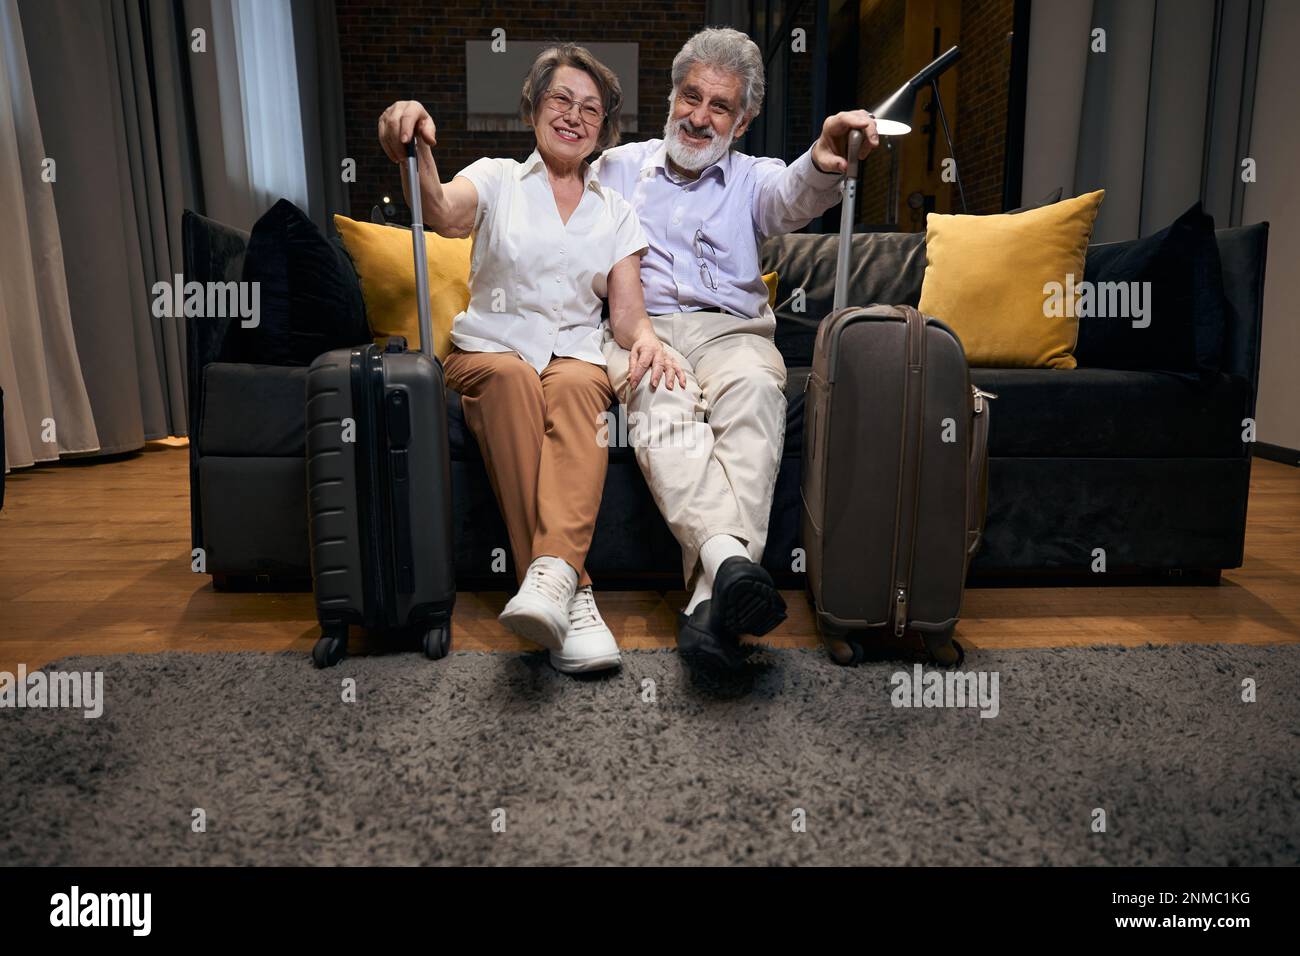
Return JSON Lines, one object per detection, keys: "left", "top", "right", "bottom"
{"left": 0, "top": 0, "right": 98, "bottom": 471}
{"left": 205, "top": 0, "right": 309, "bottom": 224}
{"left": 230, "top": 0, "right": 309, "bottom": 216}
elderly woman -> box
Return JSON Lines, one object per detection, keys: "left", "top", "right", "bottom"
{"left": 378, "top": 44, "right": 682, "bottom": 674}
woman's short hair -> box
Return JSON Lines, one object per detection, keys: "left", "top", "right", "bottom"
{"left": 519, "top": 43, "right": 624, "bottom": 152}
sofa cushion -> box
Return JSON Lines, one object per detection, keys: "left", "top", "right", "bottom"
{"left": 762, "top": 231, "right": 927, "bottom": 367}
{"left": 199, "top": 363, "right": 309, "bottom": 457}
{"left": 334, "top": 214, "right": 469, "bottom": 359}
{"left": 918, "top": 189, "right": 1105, "bottom": 369}
{"left": 971, "top": 368, "right": 1250, "bottom": 458}
{"left": 1079, "top": 202, "right": 1228, "bottom": 374}
{"left": 231, "top": 199, "right": 370, "bottom": 366}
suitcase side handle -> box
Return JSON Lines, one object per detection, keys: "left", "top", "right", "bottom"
{"left": 832, "top": 128, "right": 865, "bottom": 313}
{"left": 386, "top": 388, "right": 417, "bottom": 594}
{"left": 405, "top": 140, "right": 435, "bottom": 359}
{"left": 966, "top": 386, "right": 996, "bottom": 556}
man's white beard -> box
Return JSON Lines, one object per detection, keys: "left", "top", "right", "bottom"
{"left": 662, "top": 114, "right": 736, "bottom": 173}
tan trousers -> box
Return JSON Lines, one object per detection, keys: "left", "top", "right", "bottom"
{"left": 443, "top": 348, "right": 614, "bottom": 587}
{"left": 601, "top": 311, "right": 787, "bottom": 584}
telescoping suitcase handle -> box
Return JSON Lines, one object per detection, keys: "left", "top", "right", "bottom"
{"left": 405, "top": 139, "right": 435, "bottom": 359}
{"left": 832, "top": 128, "right": 866, "bottom": 313}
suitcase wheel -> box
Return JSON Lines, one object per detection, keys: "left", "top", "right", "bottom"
{"left": 825, "top": 636, "right": 866, "bottom": 666}
{"left": 921, "top": 632, "right": 964, "bottom": 668}
{"left": 312, "top": 629, "right": 348, "bottom": 669}
{"left": 422, "top": 622, "right": 452, "bottom": 661}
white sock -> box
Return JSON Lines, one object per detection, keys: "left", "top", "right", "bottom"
{"left": 684, "top": 535, "right": 749, "bottom": 614}
{"left": 684, "top": 571, "right": 712, "bottom": 614}
{"left": 698, "top": 534, "right": 750, "bottom": 582}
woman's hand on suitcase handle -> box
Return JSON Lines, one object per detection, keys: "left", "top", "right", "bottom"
{"left": 628, "top": 332, "right": 685, "bottom": 393}
{"left": 378, "top": 100, "right": 437, "bottom": 163}
{"left": 811, "top": 110, "right": 879, "bottom": 175}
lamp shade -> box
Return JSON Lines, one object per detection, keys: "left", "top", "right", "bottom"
{"left": 868, "top": 46, "right": 962, "bottom": 136}
{"left": 869, "top": 81, "right": 917, "bottom": 136}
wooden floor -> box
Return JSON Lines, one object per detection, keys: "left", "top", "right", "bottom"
{"left": 1, "top": 440, "right": 1297, "bottom": 672}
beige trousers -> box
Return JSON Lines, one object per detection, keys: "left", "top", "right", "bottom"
{"left": 443, "top": 348, "right": 614, "bottom": 587}
{"left": 601, "top": 311, "right": 787, "bottom": 584}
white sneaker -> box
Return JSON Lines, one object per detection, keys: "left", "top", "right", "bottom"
{"left": 550, "top": 586, "right": 621, "bottom": 674}
{"left": 498, "top": 556, "right": 576, "bottom": 650}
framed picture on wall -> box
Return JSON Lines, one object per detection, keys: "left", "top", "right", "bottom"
{"left": 465, "top": 40, "right": 639, "bottom": 132}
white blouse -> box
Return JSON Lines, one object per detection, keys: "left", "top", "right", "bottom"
{"left": 451, "top": 149, "right": 648, "bottom": 373}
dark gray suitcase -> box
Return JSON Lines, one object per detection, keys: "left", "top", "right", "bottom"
{"left": 801, "top": 130, "right": 993, "bottom": 666}
{"left": 305, "top": 140, "right": 455, "bottom": 667}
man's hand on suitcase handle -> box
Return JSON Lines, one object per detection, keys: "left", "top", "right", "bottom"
{"left": 811, "top": 110, "right": 880, "bottom": 175}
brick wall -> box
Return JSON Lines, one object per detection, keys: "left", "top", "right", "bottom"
{"left": 853, "top": 0, "right": 1013, "bottom": 227}
{"left": 856, "top": 0, "right": 907, "bottom": 225}
{"left": 786, "top": 22, "right": 816, "bottom": 159}
{"left": 336, "top": 0, "right": 706, "bottom": 223}
{"left": 955, "top": 0, "right": 1013, "bottom": 214}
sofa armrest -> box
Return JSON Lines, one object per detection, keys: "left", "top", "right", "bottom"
{"left": 198, "top": 363, "right": 309, "bottom": 458}
{"left": 183, "top": 209, "right": 250, "bottom": 553}
{"left": 1216, "top": 222, "right": 1269, "bottom": 410}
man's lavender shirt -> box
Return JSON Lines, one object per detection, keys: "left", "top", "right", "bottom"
{"left": 592, "top": 140, "right": 844, "bottom": 321}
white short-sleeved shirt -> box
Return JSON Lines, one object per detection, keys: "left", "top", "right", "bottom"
{"left": 451, "top": 149, "right": 648, "bottom": 373}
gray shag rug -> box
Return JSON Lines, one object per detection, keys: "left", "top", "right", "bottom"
{"left": 2, "top": 645, "right": 1297, "bottom": 866}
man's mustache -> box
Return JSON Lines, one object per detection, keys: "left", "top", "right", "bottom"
{"left": 675, "top": 120, "right": 715, "bottom": 141}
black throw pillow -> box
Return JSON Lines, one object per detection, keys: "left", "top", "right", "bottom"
{"left": 232, "top": 199, "right": 370, "bottom": 366}
{"left": 1077, "top": 202, "right": 1227, "bottom": 374}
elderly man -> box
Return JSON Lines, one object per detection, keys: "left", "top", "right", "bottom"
{"left": 594, "top": 27, "right": 878, "bottom": 666}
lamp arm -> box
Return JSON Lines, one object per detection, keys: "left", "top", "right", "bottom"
{"left": 905, "top": 45, "right": 961, "bottom": 90}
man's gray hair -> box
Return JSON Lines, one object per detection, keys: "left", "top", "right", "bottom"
{"left": 670, "top": 27, "right": 766, "bottom": 117}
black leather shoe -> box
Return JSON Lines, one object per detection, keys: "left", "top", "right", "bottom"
{"left": 711, "top": 556, "right": 787, "bottom": 637}
{"left": 676, "top": 600, "right": 743, "bottom": 669}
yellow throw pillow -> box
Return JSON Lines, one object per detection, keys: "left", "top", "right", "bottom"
{"left": 762, "top": 271, "right": 778, "bottom": 310}
{"left": 333, "top": 214, "right": 470, "bottom": 360}
{"left": 917, "top": 189, "right": 1105, "bottom": 369}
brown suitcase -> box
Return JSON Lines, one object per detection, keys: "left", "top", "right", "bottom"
{"left": 800, "top": 130, "right": 993, "bottom": 666}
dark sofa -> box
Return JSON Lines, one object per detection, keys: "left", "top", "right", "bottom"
{"left": 182, "top": 209, "right": 1269, "bottom": 591}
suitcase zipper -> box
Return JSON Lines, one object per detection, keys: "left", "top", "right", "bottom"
{"left": 891, "top": 306, "right": 926, "bottom": 640}
{"left": 972, "top": 386, "right": 998, "bottom": 414}
{"left": 894, "top": 587, "right": 908, "bottom": 638}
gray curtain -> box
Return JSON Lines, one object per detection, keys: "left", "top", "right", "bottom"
{"left": 291, "top": 0, "right": 350, "bottom": 237}
{"left": 13, "top": 0, "right": 350, "bottom": 461}
{"left": 1023, "top": 0, "right": 1263, "bottom": 243}
{"left": 0, "top": 0, "right": 99, "bottom": 471}
{"left": 18, "top": 0, "right": 188, "bottom": 453}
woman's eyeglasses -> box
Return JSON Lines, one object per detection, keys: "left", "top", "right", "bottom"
{"left": 543, "top": 90, "right": 605, "bottom": 127}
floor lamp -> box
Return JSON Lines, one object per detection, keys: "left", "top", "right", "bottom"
{"left": 869, "top": 45, "right": 968, "bottom": 222}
